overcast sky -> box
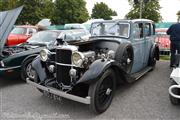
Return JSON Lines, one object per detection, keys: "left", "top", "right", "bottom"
{"left": 85, "top": 0, "right": 180, "bottom": 22}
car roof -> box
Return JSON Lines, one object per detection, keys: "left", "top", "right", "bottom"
{"left": 16, "top": 25, "right": 38, "bottom": 29}
{"left": 92, "top": 19, "right": 154, "bottom": 24}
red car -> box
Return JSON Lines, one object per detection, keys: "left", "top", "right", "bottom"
{"left": 6, "top": 25, "right": 38, "bottom": 46}
{"left": 155, "top": 28, "right": 170, "bottom": 50}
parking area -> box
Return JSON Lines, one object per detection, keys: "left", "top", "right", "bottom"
{"left": 1, "top": 61, "right": 180, "bottom": 120}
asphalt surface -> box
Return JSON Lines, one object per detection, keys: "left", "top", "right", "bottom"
{"left": 0, "top": 61, "right": 180, "bottom": 120}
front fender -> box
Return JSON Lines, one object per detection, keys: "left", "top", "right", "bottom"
{"left": 77, "top": 59, "right": 116, "bottom": 84}
{"left": 32, "top": 56, "right": 47, "bottom": 82}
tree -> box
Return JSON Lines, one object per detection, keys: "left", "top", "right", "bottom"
{"left": 16, "top": 0, "right": 55, "bottom": 25}
{"left": 91, "top": 2, "right": 117, "bottom": 20}
{"left": 0, "top": 0, "right": 19, "bottom": 11}
{"left": 53, "top": 0, "right": 89, "bottom": 24}
{"left": 177, "top": 10, "right": 180, "bottom": 22}
{"left": 126, "top": 0, "right": 162, "bottom": 22}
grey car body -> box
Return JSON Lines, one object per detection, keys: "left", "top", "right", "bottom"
{"left": 27, "top": 19, "right": 159, "bottom": 113}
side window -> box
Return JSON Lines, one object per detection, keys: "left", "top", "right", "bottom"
{"left": 133, "top": 23, "right": 143, "bottom": 39}
{"left": 144, "top": 23, "right": 151, "bottom": 36}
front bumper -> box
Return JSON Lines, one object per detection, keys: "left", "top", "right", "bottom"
{"left": 26, "top": 78, "right": 91, "bottom": 104}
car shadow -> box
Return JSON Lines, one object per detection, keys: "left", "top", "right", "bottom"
{"left": 0, "top": 76, "right": 25, "bottom": 88}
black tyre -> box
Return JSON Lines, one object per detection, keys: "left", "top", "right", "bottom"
{"left": 88, "top": 69, "right": 116, "bottom": 114}
{"left": 148, "top": 49, "right": 157, "bottom": 69}
{"left": 169, "top": 80, "right": 180, "bottom": 105}
{"left": 21, "top": 57, "right": 35, "bottom": 81}
{"left": 115, "top": 43, "right": 134, "bottom": 73}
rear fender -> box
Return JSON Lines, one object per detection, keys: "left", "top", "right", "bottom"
{"left": 77, "top": 59, "right": 117, "bottom": 84}
{"left": 31, "top": 56, "right": 47, "bottom": 81}
{"left": 151, "top": 43, "right": 159, "bottom": 60}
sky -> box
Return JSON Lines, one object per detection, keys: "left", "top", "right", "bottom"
{"left": 86, "top": 0, "right": 180, "bottom": 22}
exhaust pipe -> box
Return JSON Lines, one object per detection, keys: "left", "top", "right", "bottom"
{"left": 169, "top": 85, "right": 180, "bottom": 99}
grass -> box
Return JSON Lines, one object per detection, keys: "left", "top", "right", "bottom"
{"left": 160, "top": 55, "right": 170, "bottom": 60}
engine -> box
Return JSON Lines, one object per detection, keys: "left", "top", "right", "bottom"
{"left": 39, "top": 44, "right": 115, "bottom": 91}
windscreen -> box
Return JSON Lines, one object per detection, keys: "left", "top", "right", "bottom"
{"left": 11, "top": 27, "right": 26, "bottom": 34}
{"left": 27, "top": 31, "right": 58, "bottom": 44}
{"left": 91, "top": 22, "right": 130, "bottom": 38}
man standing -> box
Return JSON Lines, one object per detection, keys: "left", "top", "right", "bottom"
{"left": 167, "top": 23, "right": 180, "bottom": 67}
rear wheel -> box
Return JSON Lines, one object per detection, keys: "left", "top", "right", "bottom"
{"left": 88, "top": 69, "right": 116, "bottom": 114}
{"left": 169, "top": 80, "right": 180, "bottom": 105}
{"left": 148, "top": 50, "right": 157, "bottom": 69}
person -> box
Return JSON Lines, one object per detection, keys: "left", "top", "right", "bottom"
{"left": 166, "top": 22, "right": 180, "bottom": 67}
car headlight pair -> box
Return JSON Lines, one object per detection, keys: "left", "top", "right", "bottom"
{"left": 72, "top": 51, "right": 84, "bottom": 67}
{"left": 40, "top": 49, "right": 51, "bottom": 62}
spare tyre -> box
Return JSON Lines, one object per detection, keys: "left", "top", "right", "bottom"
{"left": 115, "top": 43, "right": 134, "bottom": 73}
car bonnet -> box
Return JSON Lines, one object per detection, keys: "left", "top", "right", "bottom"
{"left": 0, "top": 6, "right": 23, "bottom": 55}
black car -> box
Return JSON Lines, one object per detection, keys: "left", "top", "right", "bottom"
{"left": 27, "top": 19, "right": 159, "bottom": 113}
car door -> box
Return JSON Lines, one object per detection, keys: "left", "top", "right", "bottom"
{"left": 131, "top": 22, "right": 146, "bottom": 73}
{"left": 143, "top": 22, "right": 155, "bottom": 67}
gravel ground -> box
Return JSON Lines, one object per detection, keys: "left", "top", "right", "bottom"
{"left": 1, "top": 61, "right": 180, "bottom": 120}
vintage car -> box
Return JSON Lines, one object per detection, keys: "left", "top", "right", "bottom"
{"left": 169, "top": 53, "right": 180, "bottom": 105}
{"left": 155, "top": 28, "right": 170, "bottom": 55}
{"left": 6, "top": 25, "right": 38, "bottom": 46}
{"left": 27, "top": 19, "right": 159, "bottom": 113}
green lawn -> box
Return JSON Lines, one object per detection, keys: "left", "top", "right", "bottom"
{"left": 160, "top": 55, "right": 170, "bottom": 60}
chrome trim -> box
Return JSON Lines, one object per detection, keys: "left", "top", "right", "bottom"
{"left": 0, "top": 66, "right": 21, "bottom": 71}
{"left": 26, "top": 78, "right": 91, "bottom": 104}
{"left": 169, "top": 85, "right": 180, "bottom": 99}
{"left": 55, "top": 62, "right": 76, "bottom": 67}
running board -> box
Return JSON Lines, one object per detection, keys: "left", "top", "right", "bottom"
{"left": 26, "top": 78, "right": 91, "bottom": 104}
{"left": 132, "top": 67, "right": 152, "bottom": 81}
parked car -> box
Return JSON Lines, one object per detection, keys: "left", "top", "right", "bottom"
{"left": 155, "top": 28, "right": 170, "bottom": 55}
{"left": 6, "top": 25, "right": 38, "bottom": 46}
{"left": 27, "top": 19, "right": 159, "bottom": 113}
{"left": 169, "top": 54, "right": 180, "bottom": 105}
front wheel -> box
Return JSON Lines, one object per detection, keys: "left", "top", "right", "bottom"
{"left": 88, "top": 69, "right": 116, "bottom": 114}
{"left": 21, "top": 57, "right": 35, "bottom": 81}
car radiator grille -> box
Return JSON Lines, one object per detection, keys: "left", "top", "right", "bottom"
{"left": 56, "top": 48, "right": 72, "bottom": 86}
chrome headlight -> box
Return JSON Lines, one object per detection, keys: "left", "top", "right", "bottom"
{"left": 40, "top": 49, "right": 51, "bottom": 62}
{"left": 72, "top": 51, "right": 84, "bottom": 67}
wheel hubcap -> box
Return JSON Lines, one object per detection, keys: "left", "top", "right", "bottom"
{"left": 98, "top": 76, "right": 113, "bottom": 107}
{"left": 105, "top": 88, "right": 112, "bottom": 95}
{"left": 26, "top": 63, "right": 35, "bottom": 79}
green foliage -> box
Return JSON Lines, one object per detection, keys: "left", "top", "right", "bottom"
{"left": 177, "top": 10, "right": 180, "bottom": 22}
{"left": 0, "top": 0, "right": 89, "bottom": 25}
{"left": 0, "top": 0, "right": 55, "bottom": 25}
{"left": 53, "top": 0, "right": 89, "bottom": 24}
{"left": 0, "top": 0, "right": 19, "bottom": 11}
{"left": 126, "top": 0, "right": 162, "bottom": 22}
{"left": 17, "top": 0, "right": 55, "bottom": 25}
{"left": 91, "top": 2, "right": 117, "bottom": 20}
